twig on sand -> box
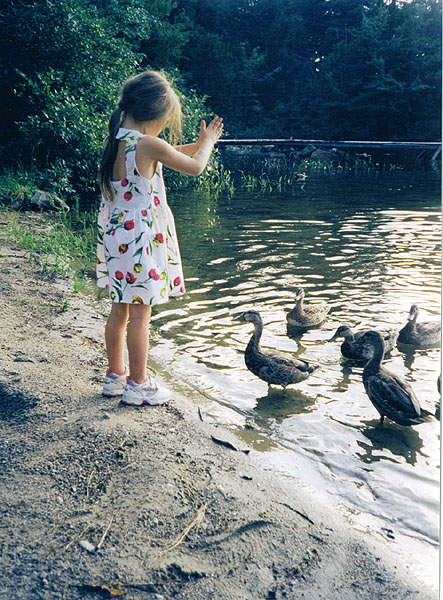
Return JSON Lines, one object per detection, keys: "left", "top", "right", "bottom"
{"left": 86, "top": 468, "right": 95, "bottom": 500}
{"left": 153, "top": 503, "right": 208, "bottom": 560}
{"left": 96, "top": 516, "right": 114, "bottom": 551}
{"left": 182, "top": 477, "right": 200, "bottom": 504}
{"left": 114, "top": 460, "right": 134, "bottom": 475}
{"left": 211, "top": 434, "right": 250, "bottom": 454}
{"left": 278, "top": 501, "right": 314, "bottom": 525}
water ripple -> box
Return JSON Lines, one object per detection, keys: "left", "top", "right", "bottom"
{"left": 158, "top": 171, "right": 441, "bottom": 586}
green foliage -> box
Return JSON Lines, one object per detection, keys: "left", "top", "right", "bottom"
{"left": 0, "top": 0, "right": 206, "bottom": 203}
{"left": 0, "top": 164, "right": 73, "bottom": 209}
{"left": 174, "top": 0, "right": 275, "bottom": 136}
{"left": 0, "top": 167, "right": 41, "bottom": 209}
{"left": 308, "top": 0, "right": 442, "bottom": 140}
{"left": 1, "top": 0, "right": 439, "bottom": 211}
{"left": 1, "top": 0, "right": 141, "bottom": 201}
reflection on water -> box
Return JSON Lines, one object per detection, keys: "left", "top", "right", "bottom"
{"left": 357, "top": 422, "right": 425, "bottom": 466}
{"left": 329, "top": 361, "right": 355, "bottom": 394}
{"left": 254, "top": 387, "right": 317, "bottom": 425}
{"left": 150, "top": 169, "right": 440, "bottom": 587}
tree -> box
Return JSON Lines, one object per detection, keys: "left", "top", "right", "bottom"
{"left": 0, "top": 0, "right": 203, "bottom": 200}
{"left": 310, "top": 0, "right": 442, "bottom": 139}
{"left": 174, "top": 0, "right": 272, "bottom": 134}
{"left": 174, "top": 0, "right": 441, "bottom": 140}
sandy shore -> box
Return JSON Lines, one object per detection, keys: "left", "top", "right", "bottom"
{"left": 0, "top": 213, "right": 438, "bottom": 599}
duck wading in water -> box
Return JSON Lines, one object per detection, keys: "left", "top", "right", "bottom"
{"left": 237, "top": 310, "right": 319, "bottom": 389}
{"left": 397, "top": 304, "right": 441, "bottom": 347}
{"left": 329, "top": 325, "right": 398, "bottom": 361}
{"left": 286, "top": 287, "right": 331, "bottom": 329}
{"left": 361, "top": 331, "right": 435, "bottom": 426}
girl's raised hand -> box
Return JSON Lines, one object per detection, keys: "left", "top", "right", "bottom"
{"left": 199, "top": 117, "right": 224, "bottom": 145}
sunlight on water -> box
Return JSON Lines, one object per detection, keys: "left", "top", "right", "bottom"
{"left": 149, "top": 170, "right": 441, "bottom": 587}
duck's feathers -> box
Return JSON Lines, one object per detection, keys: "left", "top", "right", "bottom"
{"left": 341, "top": 329, "right": 397, "bottom": 360}
{"left": 245, "top": 344, "right": 317, "bottom": 387}
{"left": 398, "top": 320, "right": 441, "bottom": 346}
{"left": 255, "top": 362, "right": 313, "bottom": 386}
{"left": 363, "top": 367, "right": 433, "bottom": 426}
{"left": 287, "top": 304, "right": 330, "bottom": 328}
{"left": 240, "top": 309, "right": 318, "bottom": 388}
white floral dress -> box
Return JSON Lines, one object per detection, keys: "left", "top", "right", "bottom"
{"left": 96, "top": 128, "right": 185, "bottom": 304}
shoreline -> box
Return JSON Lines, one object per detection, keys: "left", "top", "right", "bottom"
{"left": 0, "top": 213, "right": 438, "bottom": 599}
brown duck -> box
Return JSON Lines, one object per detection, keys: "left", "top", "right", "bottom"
{"left": 329, "top": 325, "right": 398, "bottom": 360}
{"left": 287, "top": 287, "right": 330, "bottom": 329}
{"left": 237, "top": 310, "right": 319, "bottom": 389}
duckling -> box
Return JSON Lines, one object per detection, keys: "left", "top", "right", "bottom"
{"left": 286, "top": 287, "right": 331, "bottom": 329}
{"left": 237, "top": 310, "right": 319, "bottom": 389}
{"left": 329, "top": 325, "right": 398, "bottom": 361}
{"left": 361, "top": 330, "right": 434, "bottom": 426}
{"left": 397, "top": 304, "right": 441, "bottom": 347}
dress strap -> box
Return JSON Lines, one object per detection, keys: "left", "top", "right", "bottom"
{"left": 115, "top": 127, "right": 145, "bottom": 141}
{"left": 115, "top": 128, "right": 144, "bottom": 179}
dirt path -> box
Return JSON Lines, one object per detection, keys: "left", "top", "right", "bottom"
{"left": 0, "top": 212, "right": 437, "bottom": 599}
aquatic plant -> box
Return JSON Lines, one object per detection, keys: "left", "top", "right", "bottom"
{"left": 212, "top": 151, "right": 410, "bottom": 195}
{"left": 165, "top": 152, "right": 236, "bottom": 197}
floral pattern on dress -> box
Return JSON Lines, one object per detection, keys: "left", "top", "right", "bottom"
{"left": 96, "top": 128, "right": 185, "bottom": 305}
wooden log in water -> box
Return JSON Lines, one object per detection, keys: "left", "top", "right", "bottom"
{"left": 216, "top": 139, "right": 441, "bottom": 152}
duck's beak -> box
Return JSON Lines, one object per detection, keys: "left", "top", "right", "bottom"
{"left": 328, "top": 333, "right": 338, "bottom": 342}
{"left": 234, "top": 313, "right": 246, "bottom": 322}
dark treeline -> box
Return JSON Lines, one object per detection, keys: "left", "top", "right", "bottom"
{"left": 174, "top": 0, "right": 441, "bottom": 141}
{"left": 0, "top": 0, "right": 440, "bottom": 203}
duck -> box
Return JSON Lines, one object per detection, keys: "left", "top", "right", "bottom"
{"left": 329, "top": 325, "right": 398, "bottom": 361}
{"left": 397, "top": 304, "right": 441, "bottom": 347}
{"left": 237, "top": 310, "right": 319, "bottom": 389}
{"left": 361, "top": 330, "right": 434, "bottom": 426}
{"left": 286, "top": 287, "right": 331, "bottom": 329}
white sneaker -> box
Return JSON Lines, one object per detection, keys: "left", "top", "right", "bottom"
{"left": 102, "top": 369, "right": 128, "bottom": 397}
{"left": 121, "top": 376, "right": 171, "bottom": 406}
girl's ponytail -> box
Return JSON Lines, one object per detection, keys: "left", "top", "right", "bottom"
{"left": 98, "top": 106, "right": 124, "bottom": 202}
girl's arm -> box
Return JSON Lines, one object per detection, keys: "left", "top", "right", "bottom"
{"left": 176, "top": 141, "right": 200, "bottom": 157}
{"left": 175, "top": 120, "right": 207, "bottom": 156}
{"left": 139, "top": 117, "right": 223, "bottom": 177}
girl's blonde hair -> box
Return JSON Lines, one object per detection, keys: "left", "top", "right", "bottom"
{"left": 99, "top": 71, "right": 182, "bottom": 201}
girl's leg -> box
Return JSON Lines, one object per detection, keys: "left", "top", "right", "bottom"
{"left": 105, "top": 302, "right": 129, "bottom": 374}
{"left": 127, "top": 304, "right": 152, "bottom": 384}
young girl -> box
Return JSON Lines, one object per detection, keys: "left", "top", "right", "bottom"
{"left": 96, "top": 71, "right": 223, "bottom": 406}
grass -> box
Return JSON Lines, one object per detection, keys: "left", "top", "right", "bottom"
{"left": 5, "top": 205, "right": 97, "bottom": 281}
{"left": 234, "top": 156, "right": 386, "bottom": 193}
{"left": 198, "top": 168, "right": 236, "bottom": 197}
{"left": 166, "top": 162, "right": 236, "bottom": 197}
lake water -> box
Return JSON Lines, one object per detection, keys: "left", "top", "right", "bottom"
{"left": 137, "top": 169, "right": 440, "bottom": 588}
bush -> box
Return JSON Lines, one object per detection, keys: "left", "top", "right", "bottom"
{"left": 0, "top": 0, "right": 211, "bottom": 204}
